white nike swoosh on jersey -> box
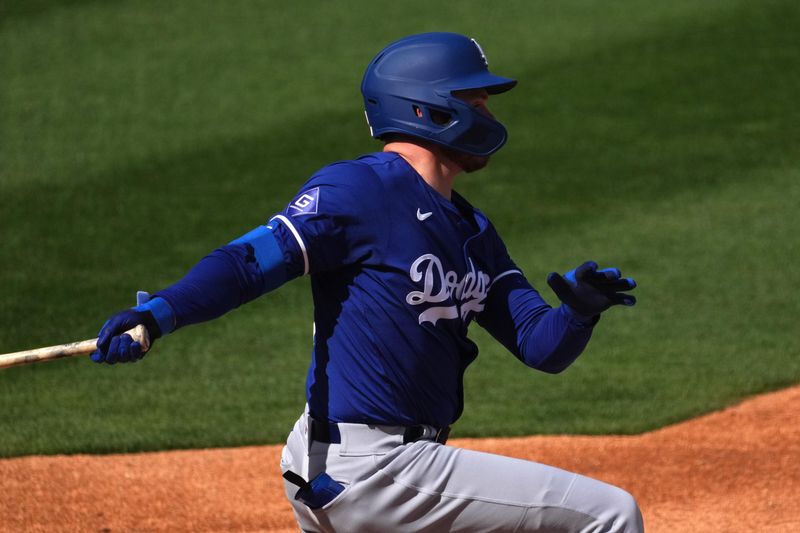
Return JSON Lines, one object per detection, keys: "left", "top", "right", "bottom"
{"left": 416, "top": 209, "right": 433, "bottom": 221}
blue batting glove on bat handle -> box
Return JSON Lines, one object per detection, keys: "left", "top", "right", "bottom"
{"left": 546, "top": 261, "right": 637, "bottom": 319}
{"left": 91, "top": 292, "right": 175, "bottom": 365}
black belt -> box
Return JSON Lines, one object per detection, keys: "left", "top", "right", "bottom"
{"left": 310, "top": 418, "right": 450, "bottom": 445}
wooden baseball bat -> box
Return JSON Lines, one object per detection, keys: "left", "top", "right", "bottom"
{"left": 0, "top": 325, "right": 150, "bottom": 370}
{"left": 0, "top": 291, "right": 153, "bottom": 370}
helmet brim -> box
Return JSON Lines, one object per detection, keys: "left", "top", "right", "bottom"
{"left": 442, "top": 72, "right": 517, "bottom": 95}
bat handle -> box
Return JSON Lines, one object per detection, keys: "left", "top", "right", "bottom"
{"left": 127, "top": 323, "right": 151, "bottom": 353}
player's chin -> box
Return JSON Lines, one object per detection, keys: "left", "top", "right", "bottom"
{"left": 462, "top": 154, "right": 490, "bottom": 173}
{"left": 449, "top": 150, "right": 491, "bottom": 173}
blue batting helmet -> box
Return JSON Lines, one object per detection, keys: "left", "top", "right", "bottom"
{"left": 361, "top": 32, "right": 517, "bottom": 156}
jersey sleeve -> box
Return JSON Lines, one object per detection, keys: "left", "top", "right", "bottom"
{"left": 268, "top": 160, "right": 389, "bottom": 275}
{"left": 476, "top": 226, "right": 594, "bottom": 373}
{"left": 148, "top": 161, "right": 387, "bottom": 332}
{"left": 153, "top": 226, "right": 299, "bottom": 331}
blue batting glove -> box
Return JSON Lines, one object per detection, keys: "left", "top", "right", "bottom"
{"left": 546, "top": 261, "right": 637, "bottom": 319}
{"left": 91, "top": 293, "right": 175, "bottom": 365}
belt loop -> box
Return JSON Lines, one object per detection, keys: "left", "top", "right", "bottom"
{"left": 402, "top": 426, "right": 422, "bottom": 444}
{"left": 310, "top": 418, "right": 342, "bottom": 444}
{"left": 310, "top": 419, "right": 326, "bottom": 443}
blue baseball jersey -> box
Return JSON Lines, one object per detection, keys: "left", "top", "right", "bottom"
{"left": 268, "top": 152, "right": 555, "bottom": 428}
{"left": 154, "top": 150, "right": 593, "bottom": 428}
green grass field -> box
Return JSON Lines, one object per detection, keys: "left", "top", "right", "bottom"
{"left": 1, "top": 0, "right": 798, "bottom": 457}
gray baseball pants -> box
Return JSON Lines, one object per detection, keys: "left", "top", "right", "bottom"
{"left": 281, "top": 410, "right": 644, "bottom": 532}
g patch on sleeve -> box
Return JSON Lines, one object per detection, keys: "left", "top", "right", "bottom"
{"left": 288, "top": 187, "right": 320, "bottom": 217}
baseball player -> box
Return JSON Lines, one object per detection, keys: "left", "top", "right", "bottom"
{"left": 92, "top": 33, "right": 643, "bottom": 532}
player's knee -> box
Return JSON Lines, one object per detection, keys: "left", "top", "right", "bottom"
{"left": 606, "top": 486, "right": 644, "bottom": 533}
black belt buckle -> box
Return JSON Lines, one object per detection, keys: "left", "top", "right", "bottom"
{"left": 434, "top": 426, "right": 450, "bottom": 444}
{"left": 403, "top": 425, "right": 450, "bottom": 445}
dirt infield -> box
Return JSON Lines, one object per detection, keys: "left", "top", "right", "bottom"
{"left": 2, "top": 386, "right": 799, "bottom": 532}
